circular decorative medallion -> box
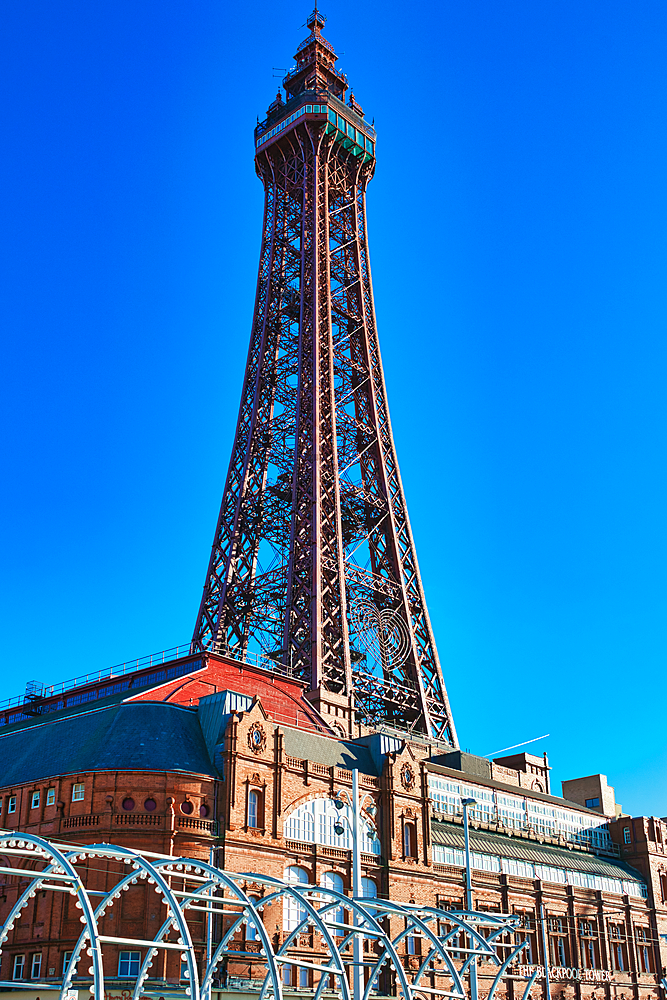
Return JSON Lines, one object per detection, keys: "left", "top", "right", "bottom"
{"left": 248, "top": 722, "right": 267, "bottom": 755}
{"left": 401, "top": 762, "right": 416, "bottom": 791}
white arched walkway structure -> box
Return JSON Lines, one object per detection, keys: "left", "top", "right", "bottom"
{"left": 0, "top": 832, "right": 537, "bottom": 1000}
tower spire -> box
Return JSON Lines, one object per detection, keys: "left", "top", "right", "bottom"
{"left": 193, "top": 15, "right": 458, "bottom": 746}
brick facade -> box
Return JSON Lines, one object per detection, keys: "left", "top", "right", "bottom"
{"left": 0, "top": 658, "right": 665, "bottom": 1000}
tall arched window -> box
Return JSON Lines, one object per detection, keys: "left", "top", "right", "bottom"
{"left": 248, "top": 788, "right": 264, "bottom": 829}
{"left": 361, "top": 877, "right": 378, "bottom": 918}
{"left": 361, "top": 877, "right": 377, "bottom": 899}
{"left": 246, "top": 895, "right": 260, "bottom": 941}
{"left": 248, "top": 791, "right": 259, "bottom": 828}
{"left": 321, "top": 871, "right": 345, "bottom": 931}
{"left": 283, "top": 865, "right": 309, "bottom": 932}
{"left": 403, "top": 822, "right": 417, "bottom": 858}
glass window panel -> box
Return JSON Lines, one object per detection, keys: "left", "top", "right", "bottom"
{"left": 283, "top": 866, "right": 309, "bottom": 932}
{"left": 321, "top": 871, "right": 345, "bottom": 929}
{"left": 306, "top": 105, "right": 313, "bottom": 113}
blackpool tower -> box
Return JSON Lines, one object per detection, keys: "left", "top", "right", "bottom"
{"left": 193, "top": 10, "right": 458, "bottom": 745}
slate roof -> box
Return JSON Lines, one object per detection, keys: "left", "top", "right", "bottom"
{"left": 431, "top": 819, "right": 643, "bottom": 882}
{"left": 280, "top": 726, "right": 380, "bottom": 775}
{"left": 0, "top": 702, "right": 217, "bottom": 786}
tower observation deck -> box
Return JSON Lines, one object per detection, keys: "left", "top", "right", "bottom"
{"left": 193, "top": 10, "right": 458, "bottom": 745}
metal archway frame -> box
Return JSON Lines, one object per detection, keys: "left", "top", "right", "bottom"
{"left": 0, "top": 833, "right": 532, "bottom": 1000}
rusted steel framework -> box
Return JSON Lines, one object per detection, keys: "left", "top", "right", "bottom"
{"left": 0, "top": 831, "right": 534, "bottom": 1000}
{"left": 193, "top": 10, "right": 457, "bottom": 743}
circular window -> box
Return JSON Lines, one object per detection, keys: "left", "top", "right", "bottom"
{"left": 199, "top": 804, "right": 209, "bottom": 818}
{"left": 144, "top": 798, "right": 157, "bottom": 812}
{"left": 180, "top": 801, "right": 194, "bottom": 815}
{"left": 122, "top": 798, "right": 135, "bottom": 812}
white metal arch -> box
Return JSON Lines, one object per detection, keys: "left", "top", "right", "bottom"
{"left": 0, "top": 833, "right": 533, "bottom": 1000}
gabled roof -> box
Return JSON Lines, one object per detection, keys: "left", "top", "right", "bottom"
{"left": 0, "top": 701, "right": 218, "bottom": 787}
{"left": 280, "top": 726, "right": 380, "bottom": 776}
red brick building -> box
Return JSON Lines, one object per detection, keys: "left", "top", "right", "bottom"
{"left": 0, "top": 649, "right": 665, "bottom": 1000}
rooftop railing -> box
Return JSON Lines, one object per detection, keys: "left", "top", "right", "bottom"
{"left": 0, "top": 640, "right": 293, "bottom": 714}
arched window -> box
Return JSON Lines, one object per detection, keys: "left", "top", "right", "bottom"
{"left": 284, "top": 798, "right": 380, "bottom": 854}
{"left": 248, "top": 788, "right": 264, "bottom": 829}
{"left": 361, "top": 877, "right": 377, "bottom": 899}
{"left": 361, "top": 877, "right": 378, "bottom": 918}
{"left": 321, "top": 871, "right": 345, "bottom": 931}
{"left": 403, "top": 822, "right": 417, "bottom": 858}
{"left": 283, "top": 865, "right": 309, "bottom": 932}
{"left": 246, "top": 895, "right": 260, "bottom": 941}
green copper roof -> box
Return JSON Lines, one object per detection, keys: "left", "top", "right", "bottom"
{"left": 0, "top": 701, "right": 218, "bottom": 787}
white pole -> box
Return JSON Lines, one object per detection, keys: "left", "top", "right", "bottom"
{"left": 207, "top": 845, "right": 214, "bottom": 1000}
{"left": 352, "top": 768, "right": 363, "bottom": 1000}
{"left": 463, "top": 801, "right": 478, "bottom": 1000}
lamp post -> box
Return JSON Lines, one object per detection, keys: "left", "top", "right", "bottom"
{"left": 333, "top": 768, "right": 378, "bottom": 1000}
{"left": 461, "top": 797, "right": 478, "bottom": 1000}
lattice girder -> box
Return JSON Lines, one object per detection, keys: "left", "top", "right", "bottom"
{"left": 192, "top": 27, "right": 459, "bottom": 742}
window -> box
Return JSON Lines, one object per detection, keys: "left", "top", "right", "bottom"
{"left": 283, "top": 866, "right": 309, "bottom": 932}
{"left": 636, "top": 926, "right": 652, "bottom": 973}
{"left": 62, "top": 952, "right": 72, "bottom": 974}
{"left": 284, "top": 799, "right": 379, "bottom": 854}
{"left": 406, "top": 932, "right": 420, "bottom": 956}
{"left": 579, "top": 919, "right": 597, "bottom": 969}
{"left": 585, "top": 797, "right": 600, "bottom": 808}
{"left": 31, "top": 953, "right": 42, "bottom": 979}
{"left": 30, "top": 791, "right": 40, "bottom": 809}
{"left": 8, "top": 795, "right": 17, "bottom": 814}
{"left": 306, "top": 105, "right": 312, "bottom": 113}
{"left": 13, "top": 955, "right": 25, "bottom": 979}
{"left": 283, "top": 964, "right": 309, "bottom": 987}
{"left": 623, "top": 827, "right": 631, "bottom": 844}
{"left": 246, "top": 895, "right": 261, "bottom": 941}
{"left": 361, "top": 877, "right": 377, "bottom": 899}
{"left": 516, "top": 911, "right": 536, "bottom": 964}
{"left": 403, "top": 822, "right": 417, "bottom": 858}
{"left": 118, "top": 951, "right": 141, "bottom": 978}
{"left": 321, "top": 871, "right": 345, "bottom": 931}
{"left": 46, "top": 788, "right": 56, "bottom": 806}
{"left": 609, "top": 924, "right": 626, "bottom": 972}
{"left": 248, "top": 789, "right": 261, "bottom": 829}
{"left": 549, "top": 917, "right": 568, "bottom": 967}
{"left": 72, "top": 783, "right": 84, "bottom": 802}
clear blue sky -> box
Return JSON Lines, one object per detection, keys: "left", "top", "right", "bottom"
{"left": 1, "top": 1, "right": 666, "bottom": 817}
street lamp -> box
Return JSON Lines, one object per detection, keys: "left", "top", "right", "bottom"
{"left": 461, "top": 797, "right": 478, "bottom": 1000}
{"left": 331, "top": 769, "right": 378, "bottom": 1000}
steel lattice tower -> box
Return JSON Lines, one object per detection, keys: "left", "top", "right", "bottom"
{"left": 193, "top": 10, "right": 458, "bottom": 745}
